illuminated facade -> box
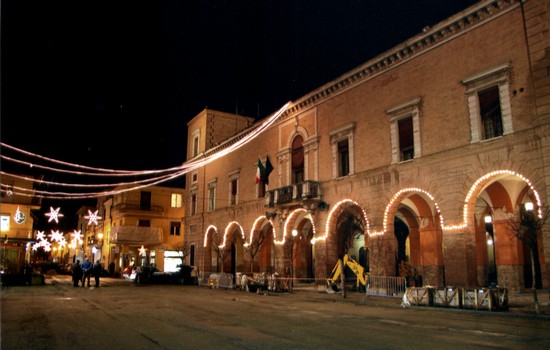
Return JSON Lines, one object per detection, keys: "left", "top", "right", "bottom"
{"left": 0, "top": 174, "right": 41, "bottom": 271}
{"left": 90, "top": 185, "right": 185, "bottom": 275}
{"left": 184, "top": 0, "right": 550, "bottom": 291}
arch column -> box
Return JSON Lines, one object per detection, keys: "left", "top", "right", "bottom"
{"left": 442, "top": 228, "right": 477, "bottom": 287}
{"left": 493, "top": 218, "right": 524, "bottom": 291}
{"left": 418, "top": 226, "right": 444, "bottom": 286}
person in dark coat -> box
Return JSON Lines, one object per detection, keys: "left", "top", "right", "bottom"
{"left": 81, "top": 257, "right": 92, "bottom": 287}
{"left": 24, "top": 263, "right": 33, "bottom": 286}
{"left": 72, "top": 260, "right": 83, "bottom": 287}
{"left": 93, "top": 260, "right": 102, "bottom": 287}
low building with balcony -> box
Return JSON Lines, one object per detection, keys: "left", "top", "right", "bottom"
{"left": 84, "top": 184, "right": 186, "bottom": 276}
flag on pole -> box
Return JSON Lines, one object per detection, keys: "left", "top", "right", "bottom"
{"left": 262, "top": 155, "right": 274, "bottom": 185}
{"left": 256, "top": 158, "right": 265, "bottom": 184}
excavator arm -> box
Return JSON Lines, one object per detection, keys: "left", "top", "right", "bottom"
{"left": 326, "top": 254, "right": 368, "bottom": 290}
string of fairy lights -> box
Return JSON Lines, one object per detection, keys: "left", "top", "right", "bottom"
{"left": 1, "top": 102, "right": 290, "bottom": 199}
{"left": 1, "top": 102, "right": 291, "bottom": 252}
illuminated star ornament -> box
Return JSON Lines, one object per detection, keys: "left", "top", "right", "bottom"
{"left": 84, "top": 209, "right": 102, "bottom": 226}
{"left": 36, "top": 231, "right": 46, "bottom": 241}
{"left": 138, "top": 245, "right": 147, "bottom": 256}
{"left": 71, "top": 230, "right": 83, "bottom": 244}
{"left": 48, "top": 230, "right": 64, "bottom": 242}
{"left": 45, "top": 207, "right": 64, "bottom": 223}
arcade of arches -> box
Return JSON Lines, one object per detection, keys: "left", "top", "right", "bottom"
{"left": 200, "top": 171, "right": 545, "bottom": 291}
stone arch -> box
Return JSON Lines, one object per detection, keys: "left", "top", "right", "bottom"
{"left": 247, "top": 216, "right": 275, "bottom": 274}
{"left": 285, "top": 125, "right": 309, "bottom": 149}
{"left": 323, "top": 199, "right": 370, "bottom": 280}
{"left": 465, "top": 170, "right": 544, "bottom": 290}
{"left": 384, "top": 188, "right": 444, "bottom": 286}
{"left": 221, "top": 221, "right": 245, "bottom": 276}
{"left": 203, "top": 225, "right": 217, "bottom": 273}
{"left": 285, "top": 209, "right": 315, "bottom": 280}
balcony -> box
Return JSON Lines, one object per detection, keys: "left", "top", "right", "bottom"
{"left": 265, "top": 180, "right": 322, "bottom": 208}
{"left": 111, "top": 203, "right": 164, "bottom": 214}
{"left": 109, "top": 226, "right": 163, "bottom": 245}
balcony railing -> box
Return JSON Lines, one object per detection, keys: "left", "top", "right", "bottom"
{"left": 112, "top": 203, "right": 164, "bottom": 214}
{"left": 265, "top": 180, "right": 321, "bottom": 207}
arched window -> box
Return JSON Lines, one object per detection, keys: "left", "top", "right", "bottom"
{"left": 291, "top": 135, "right": 304, "bottom": 184}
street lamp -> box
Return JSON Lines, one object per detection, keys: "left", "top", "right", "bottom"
{"left": 484, "top": 214, "right": 496, "bottom": 287}
{"left": 291, "top": 229, "right": 298, "bottom": 292}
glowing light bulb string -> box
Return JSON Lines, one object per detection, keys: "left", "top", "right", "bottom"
{"left": 0, "top": 169, "right": 185, "bottom": 188}
{"left": 0, "top": 102, "right": 291, "bottom": 199}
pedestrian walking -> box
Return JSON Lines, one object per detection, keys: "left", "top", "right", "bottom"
{"left": 93, "top": 260, "right": 102, "bottom": 287}
{"left": 72, "top": 260, "right": 82, "bottom": 287}
{"left": 81, "top": 257, "right": 92, "bottom": 287}
{"left": 24, "top": 263, "right": 33, "bottom": 286}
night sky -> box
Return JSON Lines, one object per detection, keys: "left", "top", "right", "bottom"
{"left": 1, "top": 0, "right": 479, "bottom": 228}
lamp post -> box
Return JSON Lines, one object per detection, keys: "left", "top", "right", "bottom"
{"left": 484, "top": 215, "right": 496, "bottom": 287}
{"left": 290, "top": 229, "right": 298, "bottom": 293}
{"left": 521, "top": 201, "right": 540, "bottom": 313}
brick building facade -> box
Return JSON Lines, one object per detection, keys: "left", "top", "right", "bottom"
{"left": 183, "top": 0, "right": 550, "bottom": 291}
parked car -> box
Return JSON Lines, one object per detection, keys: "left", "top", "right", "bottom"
{"left": 133, "top": 265, "right": 197, "bottom": 285}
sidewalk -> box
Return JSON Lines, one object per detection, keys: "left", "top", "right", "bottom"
{"left": 46, "top": 274, "right": 550, "bottom": 317}
{"left": 290, "top": 283, "right": 550, "bottom": 317}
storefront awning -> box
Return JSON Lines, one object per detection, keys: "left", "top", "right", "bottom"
{"left": 109, "top": 226, "right": 163, "bottom": 245}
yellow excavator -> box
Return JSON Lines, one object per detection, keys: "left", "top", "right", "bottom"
{"left": 326, "top": 254, "right": 368, "bottom": 292}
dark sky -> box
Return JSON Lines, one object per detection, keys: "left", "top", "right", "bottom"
{"left": 1, "top": 0, "right": 479, "bottom": 228}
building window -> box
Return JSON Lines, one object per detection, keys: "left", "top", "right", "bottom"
{"left": 138, "top": 219, "right": 150, "bottom": 227}
{"left": 230, "top": 179, "right": 238, "bottom": 205}
{"left": 461, "top": 63, "right": 512, "bottom": 142}
{"left": 190, "top": 244, "right": 195, "bottom": 266}
{"left": 208, "top": 180, "right": 217, "bottom": 212}
{"left": 257, "top": 181, "right": 266, "bottom": 199}
{"left": 170, "top": 221, "right": 181, "bottom": 236}
{"left": 337, "top": 139, "right": 349, "bottom": 177}
{"left": 479, "top": 86, "right": 503, "bottom": 139}
{"left": 398, "top": 117, "right": 414, "bottom": 161}
{"left": 192, "top": 130, "right": 200, "bottom": 157}
{"left": 190, "top": 192, "right": 197, "bottom": 216}
{"left": 171, "top": 193, "right": 183, "bottom": 208}
{"left": 228, "top": 170, "right": 240, "bottom": 205}
{"left": 387, "top": 98, "right": 421, "bottom": 164}
{"left": 291, "top": 135, "right": 304, "bottom": 184}
{"left": 140, "top": 191, "right": 151, "bottom": 210}
{"left": 189, "top": 224, "right": 197, "bottom": 236}
{"left": 330, "top": 122, "right": 355, "bottom": 178}
{"left": 191, "top": 172, "right": 198, "bottom": 184}
{"left": 1, "top": 214, "right": 10, "bottom": 231}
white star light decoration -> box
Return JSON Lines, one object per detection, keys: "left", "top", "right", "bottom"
{"left": 84, "top": 209, "right": 102, "bottom": 226}
{"left": 139, "top": 245, "right": 147, "bottom": 256}
{"left": 36, "top": 230, "right": 46, "bottom": 241}
{"left": 32, "top": 229, "right": 71, "bottom": 252}
{"left": 45, "top": 207, "right": 64, "bottom": 223}
{"left": 48, "top": 230, "right": 64, "bottom": 242}
{"left": 71, "top": 230, "right": 83, "bottom": 244}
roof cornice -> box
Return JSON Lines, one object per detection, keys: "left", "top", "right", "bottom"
{"left": 286, "top": 0, "right": 520, "bottom": 116}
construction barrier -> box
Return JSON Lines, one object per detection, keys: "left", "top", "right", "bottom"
{"left": 404, "top": 287, "right": 509, "bottom": 311}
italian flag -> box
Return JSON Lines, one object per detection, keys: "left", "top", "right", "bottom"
{"left": 256, "top": 158, "right": 265, "bottom": 184}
